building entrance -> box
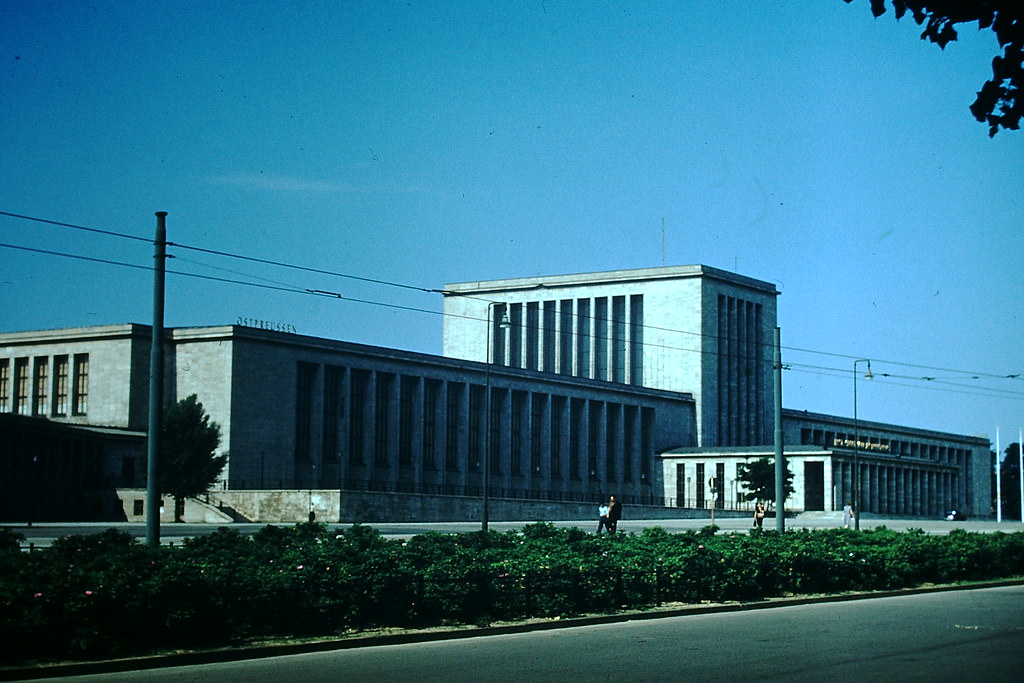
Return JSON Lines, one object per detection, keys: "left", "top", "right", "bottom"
{"left": 804, "top": 461, "right": 825, "bottom": 511}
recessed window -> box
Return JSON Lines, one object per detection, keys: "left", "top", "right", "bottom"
{"left": 72, "top": 354, "right": 89, "bottom": 415}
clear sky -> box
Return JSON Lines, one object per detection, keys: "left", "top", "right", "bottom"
{"left": 1, "top": 1, "right": 1021, "bottom": 451}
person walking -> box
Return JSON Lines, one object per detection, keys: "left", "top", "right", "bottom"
{"left": 606, "top": 495, "right": 622, "bottom": 533}
{"left": 753, "top": 501, "right": 765, "bottom": 528}
{"left": 596, "top": 501, "right": 610, "bottom": 533}
{"left": 843, "top": 501, "right": 854, "bottom": 529}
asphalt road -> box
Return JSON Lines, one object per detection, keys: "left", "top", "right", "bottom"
{"left": 6, "top": 515, "right": 1024, "bottom": 548}
{"left": 48, "top": 585, "right": 1024, "bottom": 682}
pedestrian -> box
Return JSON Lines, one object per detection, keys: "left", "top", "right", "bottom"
{"left": 843, "top": 501, "right": 854, "bottom": 528}
{"left": 596, "top": 501, "right": 610, "bottom": 534}
{"left": 606, "top": 495, "right": 622, "bottom": 533}
{"left": 753, "top": 501, "right": 765, "bottom": 528}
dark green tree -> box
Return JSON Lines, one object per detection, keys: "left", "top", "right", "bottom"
{"left": 736, "top": 457, "right": 794, "bottom": 510}
{"left": 997, "top": 442, "right": 1022, "bottom": 520}
{"left": 843, "top": 0, "right": 1023, "bottom": 136}
{"left": 156, "top": 394, "right": 227, "bottom": 521}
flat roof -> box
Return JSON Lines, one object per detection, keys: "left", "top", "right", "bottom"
{"left": 443, "top": 264, "right": 779, "bottom": 296}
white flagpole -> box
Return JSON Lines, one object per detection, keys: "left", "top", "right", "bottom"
{"left": 995, "top": 427, "right": 1001, "bottom": 523}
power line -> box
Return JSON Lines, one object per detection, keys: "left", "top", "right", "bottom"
{"left": 169, "top": 240, "right": 446, "bottom": 295}
{"left": 3, "top": 209, "right": 1021, "bottom": 389}
{"left": 8, "top": 238, "right": 1022, "bottom": 406}
{"left": 0, "top": 210, "right": 151, "bottom": 243}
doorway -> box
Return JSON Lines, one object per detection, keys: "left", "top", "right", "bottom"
{"left": 804, "top": 461, "right": 825, "bottom": 511}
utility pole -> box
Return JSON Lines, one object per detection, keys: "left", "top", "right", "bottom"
{"left": 146, "top": 211, "right": 167, "bottom": 547}
{"left": 996, "top": 427, "right": 1001, "bottom": 523}
{"left": 773, "top": 327, "right": 785, "bottom": 533}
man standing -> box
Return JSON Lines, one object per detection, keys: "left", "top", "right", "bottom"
{"left": 606, "top": 495, "right": 622, "bottom": 533}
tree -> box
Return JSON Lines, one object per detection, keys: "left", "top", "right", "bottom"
{"left": 997, "top": 442, "right": 1022, "bottom": 520}
{"left": 736, "top": 457, "right": 794, "bottom": 510}
{"left": 843, "top": 0, "right": 1023, "bottom": 136}
{"left": 155, "top": 394, "right": 227, "bottom": 521}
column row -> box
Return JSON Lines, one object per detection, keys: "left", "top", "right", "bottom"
{"left": 493, "top": 295, "right": 644, "bottom": 385}
{"left": 834, "top": 459, "right": 960, "bottom": 517}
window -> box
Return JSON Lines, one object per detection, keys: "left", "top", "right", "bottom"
{"left": 508, "top": 304, "right": 523, "bottom": 368}
{"left": 511, "top": 390, "right": 526, "bottom": 474}
{"left": 570, "top": 398, "right": 584, "bottom": 479}
{"left": 0, "top": 359, "right": 9, "bottom": 412}
{"left": 71, "top": 354, "right": 89, "bottom": 415}
{"left": 588, "top": 401, "right": 602, "bottom": 479}
{"left": 295, "top": 362, "right": 318, "bottom": 462}
{"left": 122, "top": 457, "right": 136, "bottom": 487}
{"left": 542, "top": 300, "right": 556, "bottom": 373}
{"left": 594, "top": 297, "right": 608, "bottom": 380}
{"left": 576, "top": 299, "right": 590, "bottom": 378}
{"left": 323, "top": 365, "right": 345, "bottom": 464}
{"left": 399, "top": 375, "right": 417, "bottom": 469}
{"left": 489, "top": 388, "right": 504, "bottom": 475}
{"left": 469, "top": 384, "right": 484, "bottom": 471}
{"left": 696, "top": 463, "right": 705, "bottom": 508}
{"left": 641, "top": 407, "right": 654, "bottom": 483}
{"left": 53, "top": 355, "right": 69, "bottom": 416}
{"left": 612, "top": 296, "right": 625, "bottom": 383}
{"left": 550, "top": 396, "right": 564, "bottom": 477}
{"left": 623, "top": 406, "right": 636, "bottom": 482}
{"left": 348, "top": 369, "right": 369, "bottom": 465}
{"left": 530, "top": 393, "right": 546, "bottom": 474}
{"left": 629, "top": 295, "right": 643, "bottom": 385}
{"left": 14, "top": 357, "right": 29, "bottom": 415}
{"left": 558, "top": 300, "right": 573, "bottom": 375}
{"left": 423, "top": 379, "right": 441, "bottom": 469}
{"left": 606, "top": 403, "right": 619, "bottom": 482}
{"left": 526, "top": 301, "right": 539, "bottom": 370}
{"left": 33, "top": 357, "right": 48, "bottom": 416}
{"left": 374, "top": 372, "right": 393, "bottom": 466}
{"left": 446, "top": 382, "right": 463, "bottom": 471}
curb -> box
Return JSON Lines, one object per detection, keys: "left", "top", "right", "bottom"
{"left": 3, "top": 578, "right": 1023, "bottom": 681}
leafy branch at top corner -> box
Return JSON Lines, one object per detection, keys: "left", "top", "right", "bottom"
{"left": 844, "top": 0, "right": 1023, "bottom": 136}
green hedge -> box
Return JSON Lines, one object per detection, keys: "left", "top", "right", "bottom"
{"left": 1, "top": 523, "right": 1022, "bottom": 665}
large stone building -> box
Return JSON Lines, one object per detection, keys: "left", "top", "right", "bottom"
{"left": 443, "top": 266, "right": 989, "bottom": 518}
{"left": 0, "top": 265, "right": 993, "bottom": 521}
{"left": 660, "top": 409, "right": 987, "bottom": 517}
{"left": 1, "top": 322, "right": 695, "bottom": 522}
{"left": 443, "top": 265, "right": 778, "bottom": 448}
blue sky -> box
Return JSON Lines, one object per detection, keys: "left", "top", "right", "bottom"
{"left": 1, "top": 1, "right": 1021, "bottom": 449}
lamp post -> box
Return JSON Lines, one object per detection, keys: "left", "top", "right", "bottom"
{"left": 852, "top": 358, "right": 873, "bottom": 531}
{"left": 483, "top": 302, "right": 510, "bottom": 531}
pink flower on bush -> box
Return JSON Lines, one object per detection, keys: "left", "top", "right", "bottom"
{"left": 33, "top": 593, "right": 43, "bottom": 598}
{"left": 84, "top": 590, "right": 94, "bottom": 596}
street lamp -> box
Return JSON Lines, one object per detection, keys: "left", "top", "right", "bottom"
{"left": 483, "top": 302, "right": 510, "bottom": 531}
{"left": 853, "top": 358, "right": 873, "bottom": 530}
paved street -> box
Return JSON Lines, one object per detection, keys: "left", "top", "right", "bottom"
{"left": 5, "top": 514, "right": 1024, "bottom": 548}
{"left": 46, "top": 585, "right": 1024, "bottom": 682}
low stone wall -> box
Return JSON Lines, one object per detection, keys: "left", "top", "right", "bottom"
{"left": 338, "top": 490, "right": 751, "bottom": 524}
{"left": 121, "top": 488, "right": 753, "bottom": 524}
{"left": 116, "top": 489, "right": 234, "bottom": 524}
{"left": 206, "top": 490, "right": 342, "bottom": 523}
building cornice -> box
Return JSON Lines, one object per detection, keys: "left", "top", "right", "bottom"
{"left": 782, "top": 408, "right": 990, "bottom": 446}
{"left": 442, "top": 264, "right": 779, "bottom": 297}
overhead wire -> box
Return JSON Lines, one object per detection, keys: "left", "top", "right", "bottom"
{"left": 2, "top": 210, "right": 1021, "bottom": 399}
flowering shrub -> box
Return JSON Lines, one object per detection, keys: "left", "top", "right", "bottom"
{"left": 1, "top": 523, "right": 1022, "bottom": 666}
